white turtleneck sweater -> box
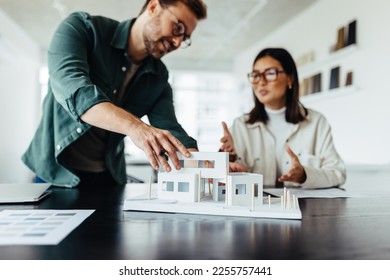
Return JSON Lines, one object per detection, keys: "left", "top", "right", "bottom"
{"left": 264, "top": 107, "right": 294, "bottom": 178}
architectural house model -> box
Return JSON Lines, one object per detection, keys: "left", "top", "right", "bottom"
{"left": 123, "top": 152, "right": 302, "bottom": 220}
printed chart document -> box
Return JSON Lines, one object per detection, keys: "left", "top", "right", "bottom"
{"left": 0, "top": 209, "right": 95, "bottom": 245}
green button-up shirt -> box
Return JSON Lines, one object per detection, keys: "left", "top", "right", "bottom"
{"left": 22, "top": 12, "right": 197, "bottom": 187}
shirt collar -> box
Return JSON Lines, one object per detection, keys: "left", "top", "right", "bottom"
{"left": 264, "top": 106, "right": 286, "bottom": 115}
{"left": 111, "top": 18, "right": 134, "bottom": 50}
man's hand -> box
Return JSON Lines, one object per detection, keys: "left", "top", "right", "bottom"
{"left": 129, "top": 122, "right": 191, "bottom": 172}
{"left": 80, "top": 102, "right": 191, "bottom": 172}
{"left": 278, "top": 146, "right": 307, "bottom": 184}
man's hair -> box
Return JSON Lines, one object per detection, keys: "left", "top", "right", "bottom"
{"left": 139, "top": 0, "right": 207, "bottom": 19}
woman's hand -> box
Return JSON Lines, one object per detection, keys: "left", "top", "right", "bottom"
{"left": 220, "top": 121, "right": 236, "bottom": 156}
{"left": 278, "top": 146, "right": 307, "bottom": 184}
{"left": 229, "top": 162, "right": 248, "bottom": 172}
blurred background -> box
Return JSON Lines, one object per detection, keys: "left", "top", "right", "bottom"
{"left": 1, "top": 0, "right": 389, "bottom": 185}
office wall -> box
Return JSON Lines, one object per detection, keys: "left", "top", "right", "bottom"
{"left": 233, "top": 0, "right": 390, "bottom": 165}
{"left": 0, "top": 9, "right": 41, "bottom": 182}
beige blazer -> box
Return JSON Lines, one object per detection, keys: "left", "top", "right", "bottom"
{"left": 230, "top": 108, "right": 346, "bottom": 188}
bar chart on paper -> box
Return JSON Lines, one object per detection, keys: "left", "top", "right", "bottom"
{"left": 0, "top": 209, "right": 94, "bottom": 245}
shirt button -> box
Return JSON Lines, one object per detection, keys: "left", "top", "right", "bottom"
{"left": 56, "top": 144, "right": 62, "bottom": 150}
{"left": 121, "top": 66, "right": 127, "bottom": 72}
{"left": 113, "top": 89, "right": 117, "bottom": 94}
{"left": 76, "top": 128, "right": 83, "bottom": 134}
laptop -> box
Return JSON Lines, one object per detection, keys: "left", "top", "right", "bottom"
{"left": 0, "top": 183, "right": 52, "bottom": 203}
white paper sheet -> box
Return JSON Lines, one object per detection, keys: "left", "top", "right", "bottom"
{"left": 0, "top": 209, "right": 95, "bottom": 245}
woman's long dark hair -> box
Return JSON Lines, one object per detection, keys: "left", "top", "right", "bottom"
{"left": 246, "top": 48, "right": 307, "bottom": 125}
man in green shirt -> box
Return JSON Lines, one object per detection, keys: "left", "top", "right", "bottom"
{"left": 22, "top": 0, "right": 207, "bottom": 187}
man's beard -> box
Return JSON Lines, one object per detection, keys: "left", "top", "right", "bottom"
{"left": 143, "top": 15, "right": 175, "bottom": 59}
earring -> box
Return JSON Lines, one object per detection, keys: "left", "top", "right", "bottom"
{"left": 288, "top": 84, "right": 292, "bottom": 89}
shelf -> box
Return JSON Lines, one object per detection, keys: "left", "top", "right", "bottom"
{"left": 299, "top": 44, "right": 358, "bottom": 77}
{"left": 300, "top": 85, "right": 357, "bottom": 104}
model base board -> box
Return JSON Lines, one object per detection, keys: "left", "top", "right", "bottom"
{"left": 123, "top": 187, "right": 302, "bottom": 220}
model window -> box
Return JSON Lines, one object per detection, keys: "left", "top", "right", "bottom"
{"left": 163, "top": 181, "right": 174, "bottom": 192}
{"left": 235, "top": 184, "right": 246, "bottom": 195}
{"left": 178, "top": 182, "right": 190, "bottom": 192}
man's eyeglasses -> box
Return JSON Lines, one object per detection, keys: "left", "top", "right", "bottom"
{"left": 247, "top": 68, "right": 285, "bottom": 84}
{"left": 163, "top": 6, "right": 192, "bottom": 48}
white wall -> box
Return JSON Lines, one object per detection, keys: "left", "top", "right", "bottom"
{"left": 0, "top": 9, "right": 42, "bottom": 182}
{"left": 1, "top": 0, "right": 389, "bottom": 184}
{"left": 233, "top": 0, "right": 390, "bottom": 165}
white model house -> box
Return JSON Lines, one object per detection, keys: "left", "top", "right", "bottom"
{"left": 157, "top": 152, "right": 263, "bottom": 208}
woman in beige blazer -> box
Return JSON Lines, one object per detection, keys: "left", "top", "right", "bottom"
{"left": 221, "top": 48, "right": 346, "bottom": 189}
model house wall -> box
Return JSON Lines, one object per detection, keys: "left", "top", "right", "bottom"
{"left": 226, "top": 173, "right": 263, "bottom": 207}
{"left": 158, "top": 172, "right": 199, "bottom": 202}
{"left": 156, "top": 152, "right": 263, "bottom": 209}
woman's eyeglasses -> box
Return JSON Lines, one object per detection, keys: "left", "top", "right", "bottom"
{"left": 247, "top": 68, "right": 285, "bottom": 84}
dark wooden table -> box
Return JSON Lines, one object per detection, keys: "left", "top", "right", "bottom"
{"left": 1, "top": 183, "right": 390, "bottom": 260}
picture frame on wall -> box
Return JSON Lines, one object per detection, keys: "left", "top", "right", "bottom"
{"left": 335, "top": 27, "right": 345, "bottom": 51}
{"left": 329, "top": 66, "right": 340, "bottom": 90}
{"left": 300, "top": 78, "right": 310, "bottom": 97}
{"left": 331, "top": 19, "right": 357, "bottom": 52}
{"left": 312, "top": 73, "right": 322, "bottom": 94}
{"left": 346, "top": 20, "right": 357, "bottom": 46}
{"left": 345, "top": 71, "right": 353, "bottom": 86}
